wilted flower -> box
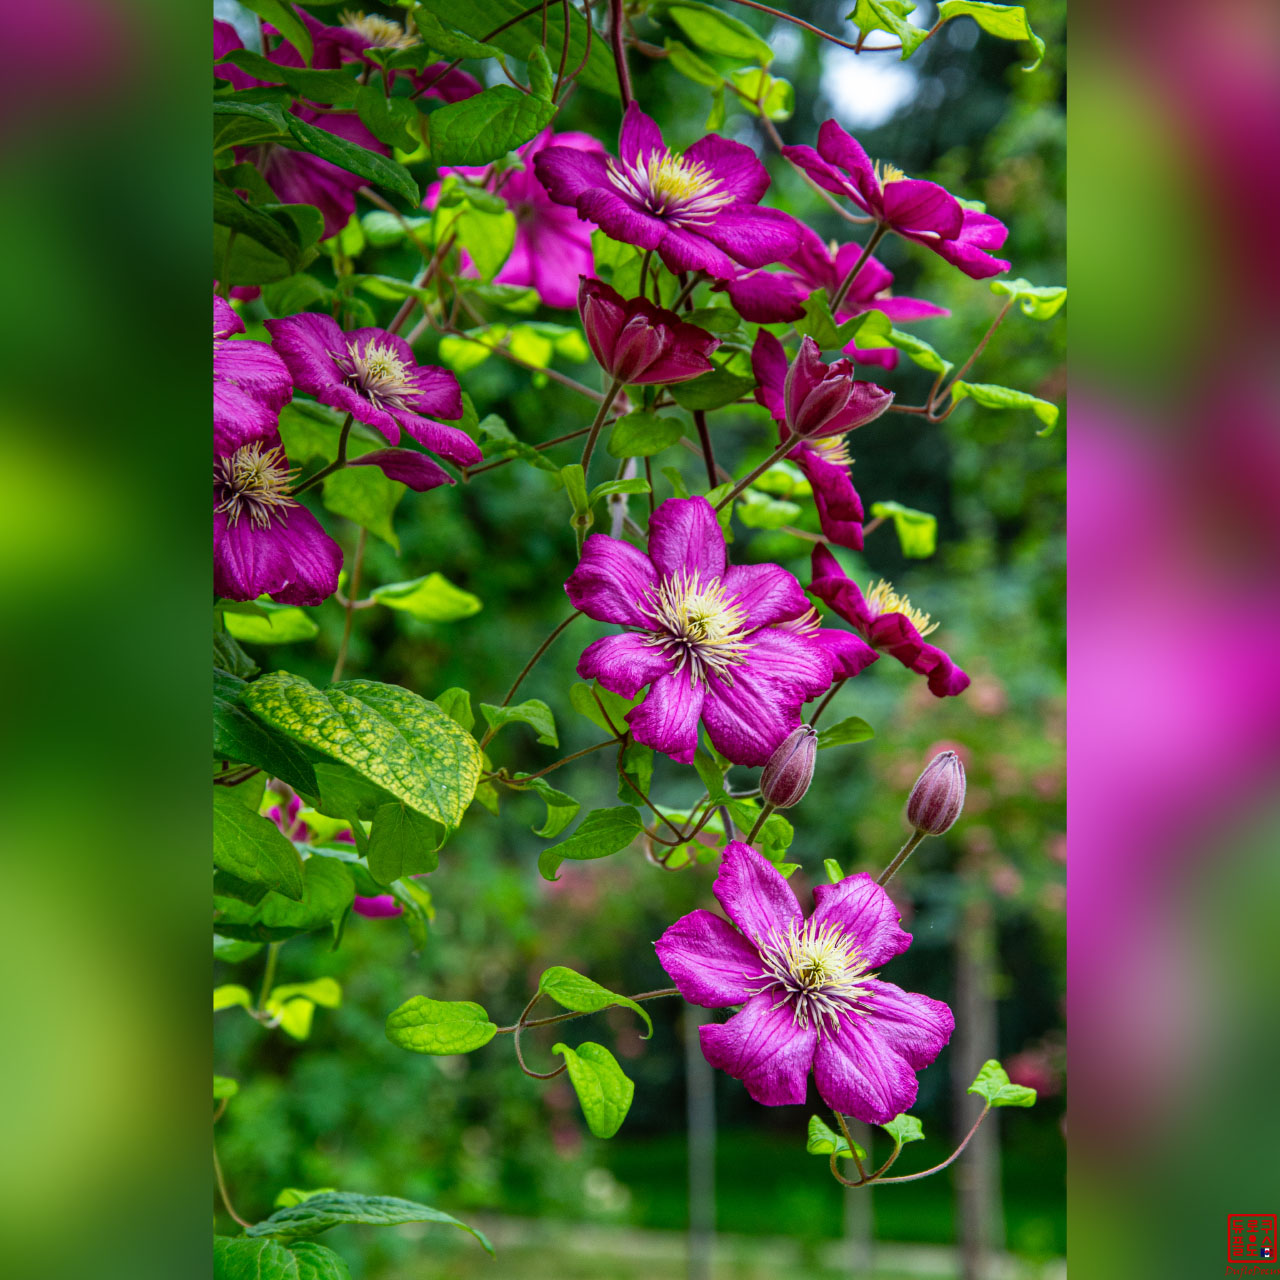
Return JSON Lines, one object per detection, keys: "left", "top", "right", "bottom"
{"left": 579, "top": 276, "right": 719, "bottom": 385}
{"left": 782, "top": 121, "right": 1011, "bottom": 279}
{"left": 264, "top": 314, "right": 481, "bottom": 466}
{"left": 760, "top": 725, "right": 818, "bottom": 809}
{"left": 656, "top": 841, "right": 953, "bottom": 1122}
{"left": 907, "top": 750, "right": 967, "bottom": 835}
{"left": 809, "top": 545, "right": 970, "bottom": 697}
{"left": 534, "top": 103, "right": 799, "bottom": 278}
{"left": 214, "top": 295, "right": 293, "bottom": 454}
{"left": 566, "top": 497, "right": 834, "bottom": 766}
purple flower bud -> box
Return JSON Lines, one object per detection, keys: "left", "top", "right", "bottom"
{"left": 578, "top": 276, "right": 720, "bottom": 386}
{"left": 906, "top": 750, "right": 966, "bottom": 835}
{"left": 779, "top": 335, "right": 894, "bottom": 439}
{"left": 759, "top": 724, "right": 818, "bottom": 809}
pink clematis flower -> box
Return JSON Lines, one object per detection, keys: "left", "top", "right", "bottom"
{"left": 264, "top": 313, "right": 481, "bottom": 466}
{"left": 580, "top": 276, "right": 720, "bottom": 384}
{"left": 656, "top": 842, "right": 953, "bottom": 1121}
{"left": 565, "top": 497, "right": 834, "bottom": 766}
{"left": 809, "top": 544, "right": 970, "bottom": 697}
{"left": 534, "top": 103, "right": 800, "bottom": 279}
{"left": 214, "top": 295, "right": 293, "bottom": 454}
{"left": 782, "top": 121, "right": 1011, "bottom": 279}
{"left": 751, "top": 331, "right": 893, "bottom": 551}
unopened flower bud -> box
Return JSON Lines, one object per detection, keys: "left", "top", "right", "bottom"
{"left": 760, "top": 725, "right": 818, "bottom": 809}
{"left": 906, "top": 750, "right": 966, "bottom": 835}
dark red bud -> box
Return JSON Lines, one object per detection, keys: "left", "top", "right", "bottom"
{"left": 760, "top": 724, "right": 818, "bottom": 809}
{"left": 906, "top": 750, "right": 966, "bottom": 835}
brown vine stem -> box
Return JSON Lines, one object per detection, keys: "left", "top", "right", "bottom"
{"left": 609, "top": 0, "right": 634, "bottom": 105}
{"left": 494, "top": 987, "right": 680, "bottom": 1035}
{"left": 808, "top": 678, "right": 847, "bottom": 728}
{"left": 498, "top": 736, "right": 621, "bottom": 782}
{"left": 512, "top": 993, "right": 567, "bottom": 1079}
{"left": 331, "top": 528, "right": 366, "bottom": 683}
{"left": 874, "top": 1104, "right": 992, "bottom": 1184}
{"left": 212, "top": 1141, "right": 252, "bottom": 1229}
{"left": 930, "top": 297, "right": 1014, "bottom": 413}
{"left": 479, "top": 611, "right": 583, "bottom": 750}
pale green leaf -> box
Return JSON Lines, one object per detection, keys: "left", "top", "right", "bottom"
{"left": 869, "top": 500, "right": 937, "bottom": 558}
{"left": 480, "top": 699, "right": 558, "bottom": 747}
{"left": 806, "top": 1114, "right": 865, "bottom": 1159}
{"left": 537, "top": 806, "right": 643, "bottom": 881}
{"left": 967, "top": 1058, "right": 1037, "bottom": 1107}
{"left": 385, "top": 996, "right": 498, "bottom": 1054}
{"left": 371, "top": 573, "right": 482, "bottom": 622}
{"left": 552, "top": 1041, "right": 634, "bottom": 1138}
{"left": 936, "top": 0, "right": 1045, "bottom": 70}
{"left": 537, "top": 966, "right": 653, "bottom": 1038}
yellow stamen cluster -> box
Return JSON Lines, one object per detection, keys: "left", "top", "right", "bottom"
{"left": 809, "top": 434, "right": 852, "bottom": 468}
{"left": 753, "top": 920, "right": 872, "bottom": 1033}
{"left": 338, "top": 340, "right": 415, "bottom": 410}
{"left": 864, "top": 579, "right": 939, "bottom": 636}
{"left": 608, "top": 151, "right": 734, "bottom": 223}
{"left": 874, "top": 159, "right": 907, "bottom": 186}
{"left": 215, "top": 442, "right": 296, "bottom": 530}
{"left": 644, "top": 570, "right": 750, "bottom": 684}
{"left": 339, "top": 10, "right": 418, "bottom": 49}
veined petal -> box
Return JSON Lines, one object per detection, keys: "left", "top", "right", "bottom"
{"left": 720, "top": 269, "right": 807, "bottom": 324}
{"left": 809, "top": 544, "right": 876, "bottom": 632}
{"left": 699, "top": 206, "right": 802, "bottom": 270}
{"left": 815, "top": 120, "right": 880, "bottom": 206}
{"left": 750, "top": 329, "right": 789, "bottom": 422}
{"left": 809, "top": 872, "right": 912, "bottom": 968}
{"left": 812, "top": 1010, "right": 920, "bottom": 1124}
{"left": 348, "top": 449, "right": 453, "bottom": 491}
{"left": 214, "top": 381, "right": 279, "bottom": 456}
{"left": 779, "top": 144, "right": 870, "bottom": 213}
{"left": 858, "top": 979, "right": 954, "bottom": 1070}
{"left": 213, "top": 294, "right": 244, "bottom": 339}
{"left": 713, "top": 841, "right": 802, "bottom": 943}
{"left": 264, "top": 312, "right": 346, "bottom": 397}
{"left": 919, "top": 210, "right": 1011, "bottom": 279}
{"left": 390, "top": 411, "right": 483, "bottom": 466}
{"left": 618, "top": 101, "right": 666, "bottom": 167}
{"left": 655, "top": 908, "right": 766, "bottom": 1007}
{"left": 653, "top": 224, "right": 739, "bottom": 279}
{"left": 213, "top": 503, "right": 342, "bottom": 607}
{"left": 881, "top": 178, "right": 964, "bottom": 240}
{"left": 683, "top": 133, "right": 771, "bottom": 202}
{"left": 814, "top": 627, "right": 879, "bottom": 679}
{"left": 626, "top": 669, "right": 705, "bottom": 764}
{"left": 647, "top": 496, "right": 726, "bottom": 581}
{"left": 722, "top": 562, "right": 810, "bottom": 628}
{"left": 578, "top": 633, "right": 672, "bottom": 699}
{"left": 532, "top": 143, "right": 613, "bottom": 206}
{"left": 565, "top": 533, "right": 659, "bottom": 626}
{"left": 215, "top": 338, "right": 293, "bottom": 410}
{"left": 866, "top": 613, "right": 971, "bottom": 697}
{"left": 699, "top": 993, "right": 817, "bottom": 1107}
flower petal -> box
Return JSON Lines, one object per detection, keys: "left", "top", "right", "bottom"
{"left": 390, "top": 411, "right": 483, "bottom": 465}
{"left": 815, "top": 120, "right": 880, "bottom": 206}
{"left": 348, "top": 449, "right": 453, "bottom": 491}
{"left": 858, "top": 979, "right": 954, "bottom": 1070}
{"left": 699, "top": 206, "right": 802, "bottom": 270}
{"left": 653, "top": 224, "right": 738, "bottom": 278}
{"left": 655, "top": 908, "right": 765, "bottom": 1007}
{"left": 683, "top": 133, "right": 771, "bottom": 202}
{"left": 215, "top": 338, "right": 293, "bottom": 410}
{"left": 750, "top": 329, "right": 789, "bottom": 422}
{"left": 779, "top": 144, "right": 868, "bottom": 212}
{"left": 713, "top": 840, "right": 802, "bottom": 944}
{"left": 213, "top": 294, "right": 244, "bottom": 339}
{"left": 812, "top": 1010, "right": 921, "bottom": 1124}
{"left": 263, "top": 312, "right": 345, "bottom": 397}
{"left": 809, "top": 544, "right": 875, "bottom": 632}
{"left": 793, "top": 444, "right": 864, "bottom": 550}
{"left": 533, "top": 143, "right": 614, "bottom": 206}
{"left": 565, "top": 533, "right": 659, "bottom": 626}
{"left": 214, "top": 381, "right": 279, "bottom": 456}
{"left": 813, "top": 627, "right": 879, "bottom": 679}
{"left": 722, "top": 562, "right": 810, "bottom": 628}
{"left": 618, "top": 101, "right": 665, "bottom": 167}
{"left": 626, "top": 669, "right": 705, "bottom": 764}
{"left": 809, "top": 872, "right": 912, "bottom": 967}
{"left": 213, "top": 503, "right": 342, "bottom": 607}
{"left": 577, "top": 186, "right": 668, "bottom": 252}
{"left": 867, "top": 613, "right": 971, "bottom": 697}
{"left": 647, "top": 496, "right": 725, "bottom": 581}
{"left": 578, "top": 633, "right": 671, "bottom": 699}
{"left": 720, "top": 268, "right": 807, "bottom": 324}
{"left": 699, "top": 993, "right": 817, "bottom": 1107}
{"left": 918, "top": 210, "right": 1011, "bottom": 279}
{"left": 881, "top": 178, "right": 964, "bottom": 240}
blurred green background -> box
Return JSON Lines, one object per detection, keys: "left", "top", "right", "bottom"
{"left": 215, "top": 1, "right": 1065, "bottom": 1276}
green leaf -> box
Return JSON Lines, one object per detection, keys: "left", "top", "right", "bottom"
{"left": 693, "top": 747, "right": 730, "bottom": 803}
{"left": 568, "top": 681, "right": 635, "bottom": 736}
{"left": 806, "top": 1114, "right": 866, "bottom": 1159}
{"left": 284, "top": 115, "right": 420, "bottom": 207}
{"left": 214, "top": 1075, "right": 240, "bottom": 1099}
{"left": 655, "top": 0, "right": 774, "bottom": 65}
{"left": 670, "top": 366, "right": 755, "bottom": 411}
{"left": 213, "top": 99, "right": 292, "bottom": 151}
{"left": 869, "top": 500, "right": 937, "bottom": 558}
{"left": 215, "top": 855, "right": 355, "bottom": 943}
{"left": 967, "top": 1058, "right": 1037, "bottom": 1107}
{"left": 663, "top": 38, "right": 722, "bottom": 88}
{"left": 454, "top": 205, "right": 517, "bottom": 282}
{"left": 526, "top": 42, "right": 555, "bottom": 100}
{"left": 815, "top": 716, "right": 875, "bottom": 750}
{"left": 412, "top": 9, "right": 504, "bottom": 59}
{"left": 366, "top": 802, "right": 443, "bottom": 885}
{"left": 936, "top": 0, "right": 1045, "bottom": 69}
{"left": 607, "top": 410, "right": 687, "bottom": 458}
{"left": 885, "top": 328, "right": 952, "bottom": 375}
{"left": 213, "top": 789, "right": 306, "bottom": 900}
{"left": 266, "top": 977, "right": 343, "bottom": 1040}
{"left": 242, "top": 672, "right": 482, "bottom": 827}
{"left": 509, "top": 774, "right": 581, "bottom": 837}
{"left": 270, "top": 977, "right": 342, "bottom": 1008}
{"left": 589, "top": 477, "right": 651, "bottom": 504}
{"left": 552, "top": 1042, "right": 634, "bottom": 1138}
{"left": 214, "top": 187, "right": 317, "bottom": 286}
{"left": 355, "top": 84, "right": 422, "bottom": 151}
{"left": 616, "top": 739, "right": 654, "bottom": 805}
{"left": 221, "top": 49, "right": 360, "bottom": 106}
{"left": 240, "top": 0, "right": 313, "bottom": 65}
{"left": 428, "top": 84, "right": 555, "bottom": 166}
{"left": 274, "top": 1189, "right": 337, "bottom": 1209}
{"left": 214, "top": 985, "right": 253, "bottom": 1012}
{"left": 537, "top": 805, "right": 644, "bottom": 880}
{"left": 215, "top": 1236, "right": 352, "bottom": 1280}
{"left": 950, "top": 380, "right": 1060, "bottom": 434}
{"left": 823, "top": 858, "right": 844, "bottom": 883}
{"left": 730, "top": 68, "right": 795, "bottom": 120}
{"left": 480, "top": 699, "right": 558, "bottom": 747}
{"left": 214, "top": 671, "right": 318, "bottom": 796}
{"left": 321, "top": 465, "right": 403, "bottom": 551}
{"left": 385, "top": 997, "right": 498, "bottom": 1054}
{"left": 538, "top": 966, "right": 653, "bottom": 1038}
{"left": 881, "top": 1113, "right": 925, "bottom": 1145}
{"left": 417, "top": 0, "right": 618, "bottom": 97}
{"left": 434, "top": 686, "right": 475, "bottom": 732}
{"left": 223, "top": 602, "right": 319, "bottom": 645}
{"left": 247, "top": 1191, "right": 492, "bottom": 1254}
{"left": 371, "top": 573, "right": 482, "bottom": 622}
{"left": 990, "top": 276, "right": 1067, "bottom": 318}
{"left": 736, "top": 489, "right": 801, "bottom": 529}
{"left": 214, "top": 628, "right": 259, "bottom": 680}
{"left": 846, "top": 0, "right": 931, "bottom": 59}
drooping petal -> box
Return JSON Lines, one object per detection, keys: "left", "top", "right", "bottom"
{"left": 213, "top": 503, "right": 342, "bottom": 607}
{"left": 215, "top": 337, "right": 293, "bottom": 410}
{"left": 699, "top": 206, "right": 802, "bottom": 270}
{"left": 722, "top": 562, "right": 811, "bottom": 629}
{"left": 699, "top": 993, "right": 817, "bottom": 1107}
{"left": 617, "top": 101, "right": 665, "bottom": 167}
{"left": 647, "top": 496, "right": 726, "bottom": 582}
{"left": 858, "top": 979, "right": 954, "bottom": 1069}
{"left": 390, "top": 411, "right": 483, "bottom": 465}
{"left": 881, "top": 178, "right": 964, "bottom": 240}
{"left": 348, "top": 449, "right": 453, "bottom": 491}
{"left": 533, "top": 143, "right": 614, "bottom": 205}
{"left": 815, "top": 119, "right": 880, "bottom": 207}
{"left": 869, "top": 294, "right": 950, "bottom": 324}
{"left": 683, "top": 133, "right": 771, "bottom": 202}
{"left": 626, "top": 669, "right": 705, "bottom": 764}
{"left": 812, "top": 1010, "right": 921, "bottom": 1124}
{"left": 917, "top": 209, "right": 1011, "bottom": 279}
{"left": 263, "top": 312, "right": 346, "bottom": 396}
{"left": 866, "top": 614, "right": 971, "bottom": 697}
{"left": 719, "top": 268, "right": 807, "bottom": 324}
{"left": 813, "top": 627, "right": 879, "bottom": 679}
{"left": 565, "top": 533, "right": 659, "bottom": 626}
{"left": 213, "top": 293, "right": 244, "bottom": 339}
{"left": 779, "top": 144, "right": 868, "bottom": 212}
{"left": 653, "top": 224, "right": 738, "bottom": 278}
{"left": 809, "top": 872, "right": 912, "bottom": 968}
{"left": 809, "top": 544, "right": 876, "bottom": 632}
{"left": 655, "top": 908, "right": 766, "bottom": 1007}
{"left": 577, "top": 633, "right": 672, "bottom": 699}
{"left": 750, "top": 329, "right": 789, "bottom": 423}
{"left": 793, "top": 443, "right": 864, "bottom": 550}
{"left": 712, "top": 840, "right": 802, "bottom": 944}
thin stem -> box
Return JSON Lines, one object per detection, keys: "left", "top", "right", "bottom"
{"left": 808, "top": 678, "right": 846, "bottom": 728}
{"left": 609, "top": 0, "right": 634, "bottom": 106}
{"left": 932, "top": 298, "right": 1014, "bottom": 411}
{"left": 829, "top": 224, "right": 887, "bottom": 313}
{"left": 719, "top": 0, "right": 863, "bottom": 50}
{"left": 480, "top": 611, "right": 582, "bottom": 748}
{"left": 644, "top": 456, "right": 655, "bottom": 514}
{"left": 692, "top": 411, "right": 718, "bottom": 490}
{"left": 331, "top": 528, "right": 366, "bottom": 682}
{"left": 293, "top": 415, "right": 354, "bottom": 496}
{"left": 580, "top": 377, "right": 625, "bottom": 472}
{"left": 212, "top": 1141, "right": 252, "bottom": 1229}
{"left": 835, "top": 1111, "right": 870, "bottom": 1183}
{"left": 670, "top": 271, "right": 706, "bottom": 311}
{"left": 618, "top": 740, "right": 686, "bottom": 839}
{"left": 745, "top": 802, "right": 775, "bottom": 844}
{"left": 713, "top": 434, "right": 801, "bottom": 510}
{"left": 877, "top": 829, "right": 928, "bottom": 887}
{"left": 874, "top": 1105, "right": 991, "bottom": 1184}
{"left": 495, "top": 987, "right": 680, "bottom": 1034}
{"left": 255, "top": 941, "right": 282, "bottom": 1013}
{"left": 512, "top": 993, "right": 567, "bottom": 1079}
{"left": 638, "top": 248, "right": 653, "bottom": 301}
{"left": 466, "top": 425, "right": 594, "bottom": 477}
{"left": 503, "top": 736, "right": 619, "bottom": 781}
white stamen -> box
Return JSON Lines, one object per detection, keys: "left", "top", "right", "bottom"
{"left": 215, "top": 441, "right": 296, "bottom": 530}
{"left": 751, "top": 919, "right": 873, "bottom": 1034}
{"left": 642, "top": 570, "right": 750, "bottom": 685}
{"left": 607, "top": 151, "right": 735, "bottom": 225}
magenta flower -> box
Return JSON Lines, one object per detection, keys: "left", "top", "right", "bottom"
{"left": 751, "top": 331, "right": 893, "bottom": 551}
{"left": 214, "top": 295, "right": 293, "bottom": 454}
{"left": 782, "top": 121, "right": 1011, "bottom": 280}
{"left": 580, "top": 276, "right": 720, "bottom": 385}
{"left": 214, "top": 434, "right": 342, "bottom": 605}
{"left": 809, "top": 544, "right": 970, "bottom": 697}
{"left": 656, "top": 842, "right": 953, "bottom": 1121}
{"left": 534, "top": 103, "right": 799, "bottom": 278}
{"left": 264, "top": 314, "right": 481, "bottom": 466}
{"left": 565, "top": 497, "right": 834, "bottom": 766}
{"left": 353, "top": 894, "right": 403, "bottom": 918}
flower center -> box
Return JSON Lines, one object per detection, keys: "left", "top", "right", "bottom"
{"left": 334, "top": 340, "right": 414, "bottom": 410}
{"left": 874, "top": 159, "right": 907, "bottom": 186}
{"left": 808, "top": 433, "right": 852, "bottom": 468}
{"left": 339, "top": 10, "right": 418, "bottom": 48}
{"left": 864, "top": 578, "right": 939, "bottom": 636}
{"left": 215, "top": 442, "right": 296, "bottom": 530}
{"left": 753, "top": 920, "right": 872, "bottom": 1033}
{"left": 607, "top": 150, "right": 735, "bottom": 224}
{"left": 643, "top": 570, "right": 750, "bottom": 684}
